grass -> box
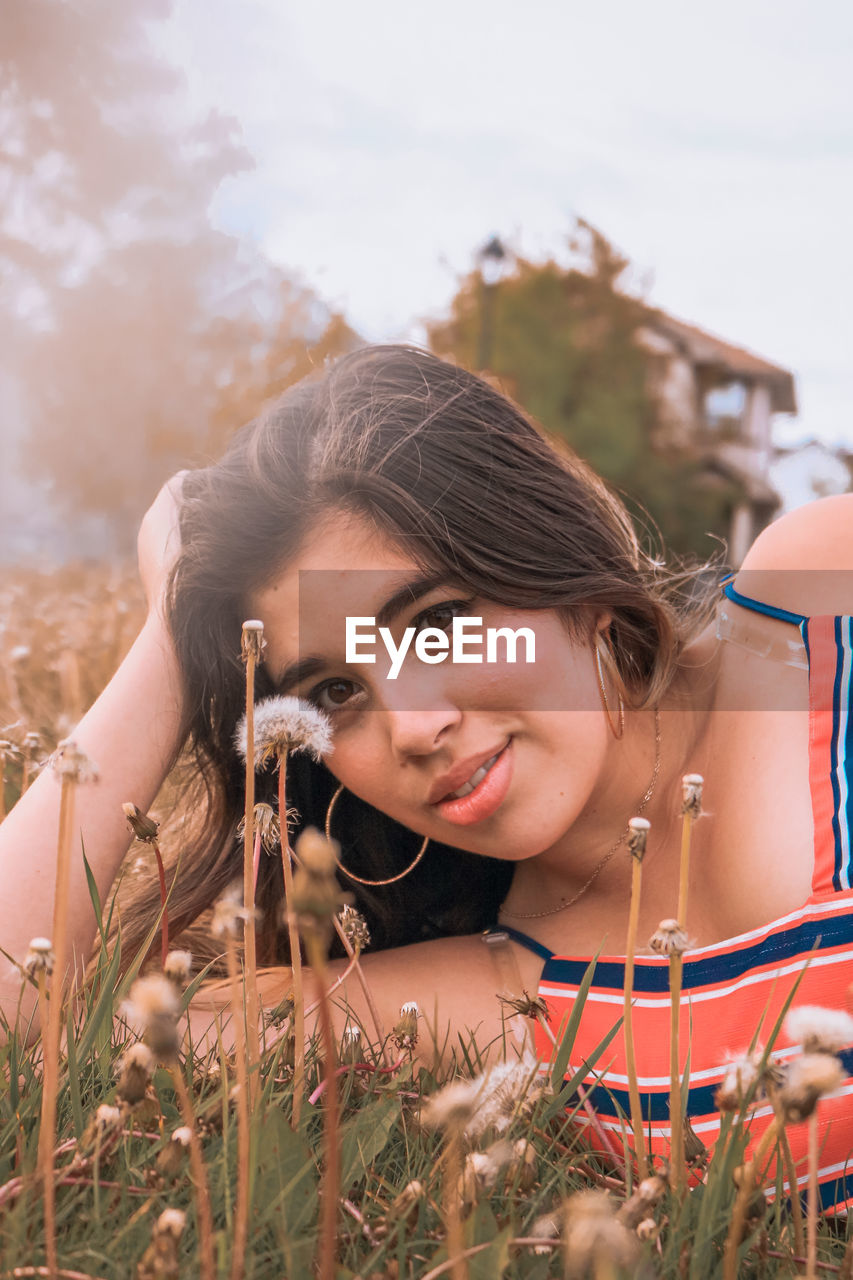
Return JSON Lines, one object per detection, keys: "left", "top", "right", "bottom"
{"left": 1, "top": 563, "right": 853, "bottom": 1278}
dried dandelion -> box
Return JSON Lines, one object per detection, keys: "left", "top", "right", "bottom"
{"left": 239, "top": 620, "right": 265, "bottom": 1120}
{"left": 123, "top": 801, "right": 169, "bottom": 965}
{"left": 563, "top": 1189, "right": 638, "bottom": 1280}
{"left": 624, "top": 816, "right": 651, "bottom": 1181}
{"left": 163, "top": 949, "right": 193, "bottom": 990}
{"left": 785, "top": 1005, "right": 853, "bottom": 1056}
{"left": 116, "top": 1042, "right": 155, "bottom": 1106}
{"left": 39, "top": 738, "right": 99, "bottom": 1279}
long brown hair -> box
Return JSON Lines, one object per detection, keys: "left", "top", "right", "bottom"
{"left": 118, "top": 344, "right": 718, "bottom": 972}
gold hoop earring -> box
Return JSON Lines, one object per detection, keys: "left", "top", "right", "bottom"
{"left": 594, "top": 633, "right": 625, "bottom": 740}
{"left": 324, "top": 784, "right": 429, "bottom": 886}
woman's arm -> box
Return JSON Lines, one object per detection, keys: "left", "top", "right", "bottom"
{"left": 0, "top": 477, "right": 190, "bottom": 1033}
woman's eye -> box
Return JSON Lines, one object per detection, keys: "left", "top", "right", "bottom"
{"left": 308, "top": 679, "right": 366, "bottom": 714}
{"left": 413, "top": 599, "right": 472, "bottom": 634}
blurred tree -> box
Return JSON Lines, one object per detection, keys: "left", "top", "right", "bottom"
{"left": 428, "top": 223, "right": 740, "bottom": 560}
{"left": 1, "top": 0, "right": 357, "bottom": 555}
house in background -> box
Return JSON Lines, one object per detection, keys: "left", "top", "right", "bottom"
{"left": 638, "top": 313, "right": 798, "bottom": 565}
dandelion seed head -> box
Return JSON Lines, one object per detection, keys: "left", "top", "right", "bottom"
{"left": 785, "top": 1005, "right": 853, "bottom": 1055}
{"left": 234, "top": 696, "right": 333, "bottom": 769}
{"left": 715, "top": 1052, "right": 764, "bottom": 1112}
{"left": 24, "top": 937, "right": 54, "bottom": 977}
{"left": 211, "top": 884, "right": 255, "bottom": 939}
{"left": 50, "top": 738, "right": 99, "bottom": 783}
{"left": 241, "top": 619, "right": 266, "bottom": 664}
{"left": 155, "top": 1208, "right": 186, "bottom": 1239}
{"left": 94, "top": 1104, "right": 122, "bottom": 1131}
{"left": 338, "top": 903, "right": 371, "bottom": 951}
{"left": 779, "top": 1052, "right": 845, "bottom": 1123}
{"left": 627, "top": 816, "right": 651, "bottom": 860}
{"left": 649, "top": 919, "right": 689, "bottom": 956}
{"left": 171, "top": 1126, "right": 193, "bottom": 1147}
{"left": 163, "top": 949, "right": 193, "bottom": 987}
{"left": 681, "top": 773, "right": 704, "bottom": 817}
{"left": 563, "top": 1190, "right": 637, "bottom": 1279}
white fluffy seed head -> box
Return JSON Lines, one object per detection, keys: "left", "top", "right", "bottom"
{"left": 155, "top": 1207, "right": 186, "bottom": 1238}
{"left": 171, "top": 1126, "right": 193, "bottom": 1147}
{"left": 50, "top": 738, "right": 99, "bottom": 783}
{"left": 163, "top": 949, "right": 193, "bottom": 986}
{"left": 785, "top": 1005, "right": 853, "bottom": 1055}
{"left": 234, "top": 696, "right": 333, "bottom": 769}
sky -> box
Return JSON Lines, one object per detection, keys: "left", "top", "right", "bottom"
{"left": 162, "top": 0, "right": 853, "bottom": 450}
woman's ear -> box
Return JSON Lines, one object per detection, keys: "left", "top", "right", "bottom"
{"left": 593, "top": 609, "right": 614, "bottom": 637}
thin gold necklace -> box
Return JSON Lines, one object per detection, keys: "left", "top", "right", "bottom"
{"left": 497, "top": 707, "right": 662, "bottom": 922}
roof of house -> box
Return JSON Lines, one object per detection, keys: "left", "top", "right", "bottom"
{"left": 645, "top": 312, "right": 798, "bottom": 415}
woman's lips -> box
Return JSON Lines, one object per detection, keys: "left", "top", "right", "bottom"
{"left": 431, "top": 738, "right": 514, "bottom": 826}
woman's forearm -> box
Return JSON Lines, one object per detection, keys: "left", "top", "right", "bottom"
{"left": 0, "top": 615, "right": 189, "bottom": 1005}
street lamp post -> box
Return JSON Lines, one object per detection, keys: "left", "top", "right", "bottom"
{"left": 476, "top": 235, "right": 508, "bottom": 371}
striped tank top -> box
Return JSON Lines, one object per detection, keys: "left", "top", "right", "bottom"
{"left": 495, "top": 579, "right": 853, "bottom": 1209}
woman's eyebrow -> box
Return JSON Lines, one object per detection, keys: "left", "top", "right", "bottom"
{"left": 273, "top": 655, "right": 327, "bottom": 693}
{"left": 272, "top": 571, "right": 449, "bottom": 689}
{"left": 373, "top": 570, "right": 448, "bottom": 629}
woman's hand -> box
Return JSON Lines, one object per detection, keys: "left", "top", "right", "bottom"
{"left": 138, "top": 471, "right": 189, "bottom": 620}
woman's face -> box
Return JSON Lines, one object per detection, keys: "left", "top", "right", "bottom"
{"left": 248, "top": 509, "right": 615, "bottom": 865}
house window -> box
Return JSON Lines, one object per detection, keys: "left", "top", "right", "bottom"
{"left": 704, "top": 381, "right": 747, "bottom": 431}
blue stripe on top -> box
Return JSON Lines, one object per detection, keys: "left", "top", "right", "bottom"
{"left": 721, "top": 579, "right": 808, "bottom": 627}
{"left": 831, "top": 615, "right": 853, "bottom": 891}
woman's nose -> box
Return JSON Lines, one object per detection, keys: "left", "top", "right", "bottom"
{"left": 385, "top": 705, "right": 462, "bottom": 760}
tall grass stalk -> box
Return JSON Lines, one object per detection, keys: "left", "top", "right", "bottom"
{"left": 225, "top": 932, "right": 251, "bottom": 1280}
{"left": 169, "top": 1066, "right": 216, "bottom": 1280}
{"left": 807, "top": 1109, "right": 819, "bottom": 1280}
{"left": 37, "top": 761, "right": 78, "bottom": 1277}
{"left": 331, "top": 913, "right": 389, "bottom": 1067}
{"left": 624, "top": 817, "right": 650, "bottom": 1182}
{"left": 669, "top": 775, "right": 702, "bottom": 1197}
{"left": 240, "top": 621, "right": 262, "bottom": 1109}
{"left": 722, "top": 1115, "right": 780, "bottom": 1280}
{"left": 303, "top": 929, "right": 340, "bottom": 1280}
{"left": 279, "top": 766, "right": 306, "bottom": 1129}
{"left": 292, "top": 829, "right": 345, "bottom": 1280}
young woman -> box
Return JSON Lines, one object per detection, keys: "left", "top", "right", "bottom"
{"left": 1, "top": 345, "right": 852, "bottom": 1200}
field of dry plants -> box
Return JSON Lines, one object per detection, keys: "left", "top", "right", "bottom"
{"left": 1, "top": 564, "right": 852, "bottom": 1279}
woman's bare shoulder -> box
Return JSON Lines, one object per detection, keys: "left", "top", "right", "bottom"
{"left": 735, "top": 494, "right": 853, "bottom": 615}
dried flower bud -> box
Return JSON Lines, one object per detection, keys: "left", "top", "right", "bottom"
{"left": 211, "top": 884, "right": 255, "bottom": 940}
{"left": 563, "top": 1189, "right": 638, "bottom": 1280}
{"left": 116, "top": 1042, "right": 155, "bottom": 1105}
{"left": 683, "top": 1114, "right": 708, "bottom": 1168}
{"left": 24, "top": 936, "right": 54, "bottom": 977}
{"left": 154, "top": 1207, "right": 186, "bottom": 1239}
{"left": 627, "top": 817, "right": 651, "bottom": 861}
{"left": 121, "top": 974, "right": 182, "bottom": 1058}
{"left": 499, "top": 989, "right": 550, "bottom": 1021}
{"left": 235, "top": 696, "right": 333, "bottom": 769}
{"left": 779, "top": 1053, "right": 845, "bottom": 1123}
{"left": 156, "top": 1126, "right": 192, "bottom": 1178}
{"left": 241, "top": 620, "right": 266, "bottom": 664}
{"left": 457, "top": 1150, "right": 495, "bottom": 1211}
{"left": 714, "top": 1052, "right": 764, "bottom": 1113}
{"left": 238, "top": 802, "right": 281, "bottom": 852}
{"left": 618, "top": 1173, "right": 666, "bottom": 1228}
{"left": 681, "top": 773, "right": 704, "bottom": 817}
{"left": 509, "top": 1136, "right": 537, "bottom": 1192}
{"left": 529, "top": 1209, "right": 562, "bottom": 1254}
{"left": 636, "top": 1217, "right": 659, "bottom": 1242}
{"left": 338, "top": 903, "right": 371, "bottom": 952}
{"left": 340, "top": 1024, "right": 362, "bottom": 1065}
{"left": 388, "top": 1179, "right": 424, "bottom": 1229}
{"left": 50, "top": 739, "right": 99, "bottom": 784}
{"left": 649, "top": 919, "right": 689, "bottom": 957}
{"left": 392, "top": 1001, "right": 420, "bottom": 1051}
{"left": 122, "top": 802, "right": 160, "bottom": 843}
{"left": 291, "top": 828, "right": 345, "bottom": 927}
{"left": 23, "top": 730, "right": 41, "bottom": 753}
{"left": 163, "top": 949, "right": 193, "bottom": 989}
{"left": 785, "top": 1005, "right": 853, "bottom": 1056}
{"left": 81, "top": 1103, "right": 122, "bottom": 1149}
